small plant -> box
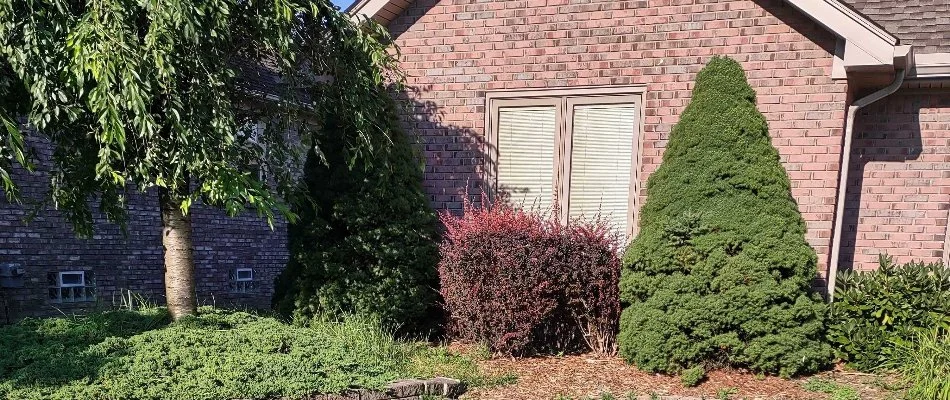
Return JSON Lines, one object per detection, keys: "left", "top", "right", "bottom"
{"left": 715, "top": 387, "right": 737, "bottom": 400}
{"left": 802, "top": 377, "right": 838, "bottom": 392}
{"left": 829, "top": 254, "right": 950, "bottom": 371}
{"left": 649, "top": 392, "right": 660, "bottom": 400}
{"left": 680, "top": 365, "right": 706, "bottom": 387}
{"left": 802, "top": 378, "right": 860, "bottom": 400}
{"left": 439, "top": 198, "right": 621, "bottom": 356}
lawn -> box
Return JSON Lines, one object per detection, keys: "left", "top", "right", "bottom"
{"left": 0, "top": 308, "right": 500, "bottom": 400}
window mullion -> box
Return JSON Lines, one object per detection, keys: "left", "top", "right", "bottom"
{"left": 556, "top": 97, "right": 571, "bottom": 224}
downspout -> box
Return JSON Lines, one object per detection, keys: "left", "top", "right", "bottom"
{"left": 826, "top": 67, "right": 907, "bottom": 301}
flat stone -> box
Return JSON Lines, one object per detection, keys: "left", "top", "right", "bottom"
{"left": 425, "top": 377, "right": 465, "bottom": 397}
{"left": 385, "top": 379, "right": 427, "bottom": 398}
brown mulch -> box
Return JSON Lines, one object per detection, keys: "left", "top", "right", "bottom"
{"left": 457, "top": 350, "right": 902, "bottom": 400}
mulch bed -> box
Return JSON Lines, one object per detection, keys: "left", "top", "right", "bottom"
{"left": 460, "top": 351, "right": 902, "bottom": 400}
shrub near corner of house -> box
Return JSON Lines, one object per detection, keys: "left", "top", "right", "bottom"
{"left": 272, "top": 95, "right": 441, "bottom": 336}
{"left": 618, "top": 56, "right": 832, "bottom": 378}
{"left": 438, "top": 200, "right": 621, "bottom": 356}
{"left": 829, "top": 254, "right": 950, "bottom": 372}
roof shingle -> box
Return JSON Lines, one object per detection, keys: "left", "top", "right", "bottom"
{"left": 841, "top": 0, "right": 950, "bottom": 53}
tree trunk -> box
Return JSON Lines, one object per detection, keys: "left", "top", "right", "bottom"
{"left": 160, "top": 188, "right": 198, "bottom": 320}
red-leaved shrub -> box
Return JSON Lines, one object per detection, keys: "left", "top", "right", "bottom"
{"left": 438, "top": 200, "right": 621, "bottom": 356}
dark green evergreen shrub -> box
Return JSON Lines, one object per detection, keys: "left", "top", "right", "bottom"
{"left": 679, "top": 365, "right": 706, "bottom": 388}
{"left": 829, "top": 254, "right": 950, "bottom": 371}
{"left": 272, "top": 96, "right": 440, "bottom": 335}
{"left": 618, "top": 57, "right": 831, "bottom": 377}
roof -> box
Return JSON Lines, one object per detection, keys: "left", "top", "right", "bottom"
{"left": 349, "top": 0, "right": 950, "bottom": 78}
{"left": 842, "top": 0, "right": 950, "bottom": 54}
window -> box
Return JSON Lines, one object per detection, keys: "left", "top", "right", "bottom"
{"left": 231, "top": 268, "right": 255, "bottom": 293}
{"left": 487, "top": 87, "right": 643, "bottom": 235}
{"left": 48, "top": 270, "right": 96, "bottom": 303}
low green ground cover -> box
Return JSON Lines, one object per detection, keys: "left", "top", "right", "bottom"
{"left": 0, "top": 308, "right": 491, "bottom": 400}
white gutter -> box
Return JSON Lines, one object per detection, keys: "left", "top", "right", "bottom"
{"left": 826, "top": 68, "right": 907, "bottom": 300}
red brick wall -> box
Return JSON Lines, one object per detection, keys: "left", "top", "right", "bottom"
{"left": 389, "top": 0, "right": 849, "bottom": 277}
{"left": 843, "top": 90, "right": 950, "bottom": 270}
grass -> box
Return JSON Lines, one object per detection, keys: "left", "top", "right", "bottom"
{"left": 888, "top": 329, "right": 950, "bottom": 400}
{"left": 0, "top": 307, "right": 499, "bottom": 400}
{"left": 552, "top": 392, "right": 637, "bottom": 400}
{"left": 801, "top": 378, "right": 860, "bottom": 400}
{"left": 408, "top": 345, "right": 517, "bottom": 388}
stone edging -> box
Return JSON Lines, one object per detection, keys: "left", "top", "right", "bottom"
{"left": 295, "top": 377, "right": 466, "bottom": 400}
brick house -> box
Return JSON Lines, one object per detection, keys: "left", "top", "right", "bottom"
{"left": 0, "top": 107, "right": 289, "bottom": 322}
{"left": 2, "top": 0, "right": 947, "bottom": 322}
{"left": 0, "top": 157, "right": 287, "bottom": 322}
{"left": 349, "top": 0, "right": 950, "bottom": 295}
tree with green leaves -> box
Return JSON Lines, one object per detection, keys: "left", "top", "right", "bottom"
{"left": 619, "top": 57, "right": 831, "bottom": 377}
{"left": 0, "top": 63, "right": 31, "bottom": 201}
{"left": 0, "top": 0, "right": 401, "bottom": 320}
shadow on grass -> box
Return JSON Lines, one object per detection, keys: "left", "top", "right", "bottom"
{"left": 0, "top": 309, "right": 170, "bottom": 390}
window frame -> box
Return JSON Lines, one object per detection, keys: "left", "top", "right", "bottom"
{"left": 48, "top": 270, "right": 96, "bottom": 303}
{"left": 235, "top": 268, "right": 254, "bottom": 282}
{"left": 485, "top": 86, "right": 646, "bottom": 236}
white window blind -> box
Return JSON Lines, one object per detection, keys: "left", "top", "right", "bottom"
{"left": 568, "top": 104, "right": 637, "bottom": 233}
{"left": 496, "top": 106, "right": 557, "bottom": 212}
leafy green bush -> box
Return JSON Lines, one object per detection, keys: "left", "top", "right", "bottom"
{"left": 888, "top": 329, "right": 950, "bottom": 399}
{"left": 829, "top": 254, "right": 950, "bottom": 371}
{"left": 0, "top": 308, "right": 484, "bottom": 400}
{"left": 273, "top": 95, "right": 441, "bottom": 335}
{"left": 618, "top": 56, "right": 831, "bottom": 377}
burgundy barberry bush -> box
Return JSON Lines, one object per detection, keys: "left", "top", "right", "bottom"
{"left": 438, "top": 200, "right": 621, "bottom": 356}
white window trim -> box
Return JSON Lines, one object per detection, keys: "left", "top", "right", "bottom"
{"left": 57, "top": 271, "right": 86, "bottom": 288}
{"left": 235, "top": 268, "right": 254, "bottom": 282}
{"left": 485, "top": 85, "right": 647, "bottom": 237}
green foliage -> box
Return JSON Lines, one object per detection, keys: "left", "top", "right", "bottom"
{"left": 0, "top": 62, "right": 30, "bottom": 202}
{"left": 802, "top": 378, "right": 860, "bottom": 400}
{"left": 618, "top": 57, "right": 831, "bottom": 377}
{"left": 408, "top": 346, "right": 516, "bottom": 388}
{"left": 829, "top": 254, "right": 950, "bottom": 371}
{"left": 272, "top": 96, "right": 440, "bottom": 334}
{"left": 680, "top": 365, "right": 706, "bottom": 388}
{"left": 715, "top": 387, "right": 737, "bottom": 400}
{"left": 0, "top": 308, "right": 486, "bottom": 400}
{"left": 0, "top": 0, "right": 401, "bottom": 235}
{"left": 887, "top": 329, "right": 950, "bottom": 400}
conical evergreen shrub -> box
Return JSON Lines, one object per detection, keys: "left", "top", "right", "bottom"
{"left": 273, "top": 96, "right": 441, "bottom": 335}
{"left": 618, "top": 57, "right": 831, "bottom": 377}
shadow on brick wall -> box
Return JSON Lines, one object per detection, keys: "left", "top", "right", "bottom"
{"left": 399, "top": 85, "right": 490, "bottom": 215}
{"left": 838, "top": 91, "right": 927, "bottom": 271}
